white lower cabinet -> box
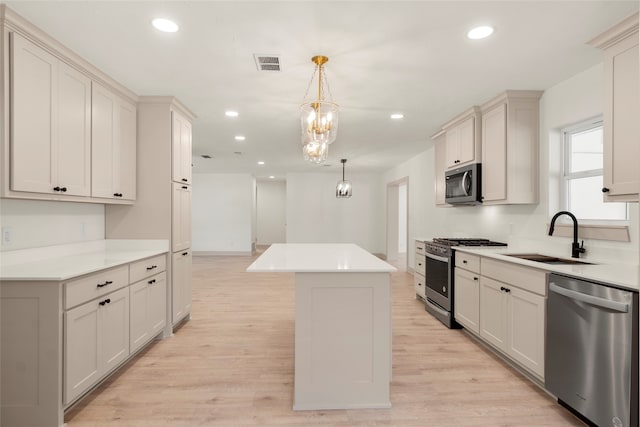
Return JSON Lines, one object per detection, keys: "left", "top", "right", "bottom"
{"left": 130, "top": 272, "right": 167, "bottom": 354}
{"left": 172, "top": 250, "right": 192, "bottom": 324}
{"left": 64, "top": 286, "right": 129, "bottom": 405}
{"left": 479, "top": 274, "right": 545, "bottom": 379}
{"left": 454, "top": 268, "right": 481, "bottom": 334}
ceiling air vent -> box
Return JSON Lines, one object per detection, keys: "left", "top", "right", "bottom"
{"left": 254, "top": 54, "right": 281, "bottom": 72}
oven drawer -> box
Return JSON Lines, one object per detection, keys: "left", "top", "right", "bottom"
{"left": 455, "top": 252, "right": 480, "bottom": 273}
{"left": 415, "top": 240, "right": 426, "bottom": 256}
{"left": 414, "top": 254, "right": 426, "bottom": 276}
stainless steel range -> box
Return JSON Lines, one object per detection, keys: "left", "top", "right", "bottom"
{"left": 423, "top": 238, "right": 506, "bottom": 328}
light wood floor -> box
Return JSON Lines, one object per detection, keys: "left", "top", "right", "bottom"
{"left": 65, "top": 250, "right": 584, "bottom": 426}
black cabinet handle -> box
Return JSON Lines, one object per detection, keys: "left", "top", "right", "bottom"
{"left": 53, "top": 186, "right": 60, "bottom": 191}
{"left": 146, "top": 265, "right": 157, "bottom": 271}
{"left": 60, "top": 187, "right": 67, "bottom": 192}
{"left": 500, "top": 286, "right": 511, "bottom": 293}
{"left": 99, "top": 298, "right": 111, "bottom": 306}
{"left": 602, "top": 187, "right": 610, "bottom": 193}
{"left": 113, "top": 193, "right": 123, "bottom": 197}
{"left": 181, "top": 186, "right": 188, "bottom": 190}
{"left": 96, "top": 280, "right": 113, "bottom": 288}
{"left": 473, "top": 277, "right": 478, "bottom": 281}
{"left": 182, "top": 178, "right": 188, "bottom": 182}
{"left": 182, "top": 252, "right": 189, "bottom": 256}
{"left": 148, "top": 279, "right": 156, "bottom": 284}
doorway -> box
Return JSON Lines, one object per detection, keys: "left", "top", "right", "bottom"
{"left": 386, "top": 177, "right": 409, "bottom": 270}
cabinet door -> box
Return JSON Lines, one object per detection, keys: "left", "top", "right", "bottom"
{"left": 129, "top": 279, "right": 150, "bottom": 354}
{"left": 57, "top": 62, "right": 91, "bottom": 196}
{"left": 100, "top": 287, "right": 129, "bottom": 374}
{"left": 172, "top": 183, "right": 192, "bottom": 252}
{"left": 603, "top": 34, "right": 640, "bottom": 200}
{"left": 10, "top": 32, "right": 58, "bottom": 194}
{"left": 172, "top": 111, "right": 192, "bottom": 185}
{"left": 115, "top": 100, "right": 137, "bottom": 200}
{"left": 64, "top": 299, "right": 100, "bottom": 405}
{"left": 481, "top": 103, "right": 507, "bottom": 202}
{"left": 507, "top": 286, "right": 545, "bottom": 379}
{"left": 148, "top": 273, "right": 167, "bottom": 336}
{"left": 172, "top": 250, "right": 192, "bottom": 324}
{"left": 445, "top": 127, "right": 460, "bottom": 168}
{"left": 454, "top": 268, "right": 480, "bottom": 334}
{"left": 457, "top": 116, "right": 476, "bottom": 166}
{"left": 479, "top": 277, "right": 508, "bottom": 352}
{"left": 91, "top": 83, "right": 116, "bottom": 198}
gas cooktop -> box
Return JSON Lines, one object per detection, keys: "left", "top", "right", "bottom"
{"left": 432, "top": 238, "right": 507, "bottom": 247}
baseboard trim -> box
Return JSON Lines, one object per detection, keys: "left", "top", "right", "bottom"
{"left": 193, "top": 251, "right": 253, "bottom": 256}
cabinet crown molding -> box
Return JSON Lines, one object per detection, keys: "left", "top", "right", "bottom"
{"left": 138, "top": 96, "right": 197, "bottom": 121}
{"left": 588, "top": 12, "right": 639, "bottom": 50}
{"left": 480, "top": 90, "right": 544, "bottom": 112}
{"left": 441, "top": 106, "right": 481, "bottom": 131}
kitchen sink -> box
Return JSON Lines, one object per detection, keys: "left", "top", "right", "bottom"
{"left": 504, "top": 253, "right": 593, "bottom": 265}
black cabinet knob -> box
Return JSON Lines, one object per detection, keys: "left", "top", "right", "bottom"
{"left": 148, "top": 279, "right": 156, "bottom": 284}
{"left": 181, "top": 178, "right": 188, "bottom": 182}
{"left": 462, "top": 260, "right": 467, "bottom": 264}
{"left": 182, "top": 252, "right": 189, "bottom": 256}
{"left": 60, "top": 187, "right": 67, "bottom": 192}
{"left": 473, "top": 277, "right": 478, "bottom": 281}
{"left": 53, "top": 186, "right": 60, "bottom": 191}
{"left": 602, "top": 187, "right": 610, "bottom": 193}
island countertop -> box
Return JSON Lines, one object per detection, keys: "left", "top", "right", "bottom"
{"left": 246, "top": 243, "right": 396, "bottom": 273}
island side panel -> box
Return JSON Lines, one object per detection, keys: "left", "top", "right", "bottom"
{"left": 1, "top": 281, "right": 64, "bottom": 427}
{"left": 293, "top": 272, "right": 391, "bottom": 410}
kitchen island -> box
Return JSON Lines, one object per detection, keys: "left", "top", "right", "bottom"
{"left": 247, "top": 243, "right": 396, "bottom": 410}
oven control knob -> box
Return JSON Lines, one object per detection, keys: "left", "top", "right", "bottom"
{"left": 442, "top": 286, "right": 446, "bottom": 293}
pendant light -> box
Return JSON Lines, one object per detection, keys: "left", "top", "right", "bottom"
{"left": 300, "top": 55, "right": 339, "bottom": 163}
{"left": 336, "top": 159, "right": 352, "bottom": 198}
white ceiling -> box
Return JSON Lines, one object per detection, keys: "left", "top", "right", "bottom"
{"left": 6, "top": 1, "right": 639, "bottom": 179}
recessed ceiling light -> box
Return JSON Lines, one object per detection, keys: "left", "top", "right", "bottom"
{"left": 257, "top": 161, "right": 265, "bottom": 165}
{"left": 390, "top": 113, "right": 404, "bottom": 119}
{"left": 152, "top": 18, "right": 179, "bottom": 33}
{"left": 234, "top": 136, "right": 246, "bottom": 141}
{"left": 467, "top": 26, "right": 494, "bottom": 40}
{"left": 225, "top": 111, "right": 239, "bottom": 117}
{"left": 269, "top": 176, "right": 275, "bottom": 179}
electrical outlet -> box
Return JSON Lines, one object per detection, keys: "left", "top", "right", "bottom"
{"left": 2, "top": 226, "right": 13, "bottom": 245}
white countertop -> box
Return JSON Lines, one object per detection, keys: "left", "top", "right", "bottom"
{"left": 246, "top": 243, "right": 397, "bottom": 273}
{"left": 455, "top": 246, "right": 640, "bottom": 292}
{"left": 0, "top": 239, "right": 169, "bottom": 281}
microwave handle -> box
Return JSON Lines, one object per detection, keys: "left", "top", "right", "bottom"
{"left": 461, "top": 171, "right": 471, "bottom": 196}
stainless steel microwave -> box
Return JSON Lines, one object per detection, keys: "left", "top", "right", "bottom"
{"left": 445, "top": 163, "right": 482, "bottom": 205}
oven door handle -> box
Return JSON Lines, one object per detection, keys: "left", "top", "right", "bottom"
{"left": 426, "top": 298, "right": 449, "bottom": 317}
{"left": 425, "top": 252, "right": 449, "bottom": 263}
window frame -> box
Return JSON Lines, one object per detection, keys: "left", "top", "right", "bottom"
{"left": 560, "top": 116, "right": 628, "bottom": 224}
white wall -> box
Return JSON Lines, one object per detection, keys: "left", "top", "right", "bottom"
{"left": 0, "top": 199, "right": 105, "bottom": 251}
{"left": 383, "top": 63, "right": 639, "bottom": 268}
{"left": 256, "top": 180, "right": 286, "bottom": 245}
{"left": 398, "top": 182, "right": 407, "bottom": 253}
{"left": 192, "top": 173, "right": 255, "bottom": 253}
{"left": 286, "top": 172, "right": 385, "bottom": 254}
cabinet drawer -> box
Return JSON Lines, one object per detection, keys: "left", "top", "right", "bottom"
{"left": 455, "top": 252, "right": 480, "bottom": 273}
{"left": 481, "top": 258, "right": 546, "bottom": 296}
{"left": 65, "top": 266, "right": 129, "bottom": 309}
{"left": 414, "top": 254, "right": 426, "bottom": 276}
{"left": 414, "top": 274, "right": 426, "bottom": 300}
{"left": 130, "top": 254, "right": 167, "bottom": 283}
{"left": 414, "top": 240, "right": 426, "bottom": 256}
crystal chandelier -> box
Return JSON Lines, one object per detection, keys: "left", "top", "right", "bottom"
{"left": 336, "top": 159, "right": 352, "bottom": 198}
{"left": 300, "top": 55, "right": 339, "bottom": 163}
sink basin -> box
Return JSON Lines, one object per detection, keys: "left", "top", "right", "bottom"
{"left": 504, "top": 253, "right": 593, "bottom": 265}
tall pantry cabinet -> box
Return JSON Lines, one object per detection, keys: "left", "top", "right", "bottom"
{"left": 106, "top": 97, "right": 195, "bottom": 331}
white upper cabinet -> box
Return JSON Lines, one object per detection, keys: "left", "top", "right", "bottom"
{"left": 589, "top": 13, "right": 639, "bottom": 202}
{"left": 91, "top": 82, "right": 137, "bottom": 201}
{"left": 443, "top": 107, "right": 481, "bottom": 169}
{"left": 172, "top": 111, "right": 193, "bottom": 185}
{"left": 480, "top": 90, "right": 542, "bottom": 205}
{"left": 10, "top": 32, "right": 91, "bottom": 196}
{"left": 432, "top": 132, "right": 448, "bottom": 206}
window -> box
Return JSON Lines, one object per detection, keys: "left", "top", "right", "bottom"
{"left": 562, "top": 118, "right": 627, "bottom": 221}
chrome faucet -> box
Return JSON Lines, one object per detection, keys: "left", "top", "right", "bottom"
{"left": 548, "top": 211, "right": 585, "bottom": 258}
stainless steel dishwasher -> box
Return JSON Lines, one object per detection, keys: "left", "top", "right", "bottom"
{"left": 546, "top": 273, "right": 638, "bottom": 427}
